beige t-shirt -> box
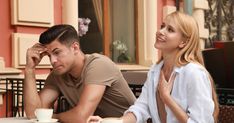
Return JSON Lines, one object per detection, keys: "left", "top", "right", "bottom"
{"left": 44, "top": 53, "right": 136, "bottom": 117}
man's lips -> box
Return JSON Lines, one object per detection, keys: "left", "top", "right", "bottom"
{"left": 53, "top": 65, "right": 62, "bottom": 70}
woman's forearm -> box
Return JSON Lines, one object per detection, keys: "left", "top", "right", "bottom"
{"left": 164, "top": 95, "right": 188, "bottom": 123}
{"left": 122, "top": 112, "right": 137, "bottom": 123}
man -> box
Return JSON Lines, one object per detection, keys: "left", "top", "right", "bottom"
{"left": 24, "top": 24, "right": 136, "bottom": 123}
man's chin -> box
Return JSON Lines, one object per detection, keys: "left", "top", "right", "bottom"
{"left": 52, "top": 70, "right": 66, "bottom": 75}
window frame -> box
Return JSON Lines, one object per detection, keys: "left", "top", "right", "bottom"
{"left": 103, "top": 0, "right": 139, "bottom": 64}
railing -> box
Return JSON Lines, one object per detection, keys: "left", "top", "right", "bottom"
{"left": 5, "top": 78, "right": 45, "bottom": 117}
{"left": 3, "top": 71, "right": 148, "bottom": 117}
{"left": 205, "top": 0, "right": 234, "bottom": 48}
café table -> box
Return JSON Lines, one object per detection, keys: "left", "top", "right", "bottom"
{"left": 0, "top": 117, "right": 59, "bottom": 123}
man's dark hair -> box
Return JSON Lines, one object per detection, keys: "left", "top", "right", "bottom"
{"left": 39, "top": 24, "right": 79, "bottom": 45}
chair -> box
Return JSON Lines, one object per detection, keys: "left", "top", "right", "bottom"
{"left": 56, "top": 94, "right": 70, "bottom": 113}
{"left": 202, "top": 48, "right": 228, "bottom": 88}
{"left": 5, "top": 78, "right": 69, "bottom": 117}
{"left": 5, "top": 78, "right": 45, "bottom": 117}
{"left": 216, "top": 88, "right": 234, "bottom": 123}
{"left": 218, "top": 105, "right": 234, "bottom": 123}
{"left": 216, "top": 88, "right": 234, "bottom": 106}
{"left": 122, "top": 71, "right": 147, "bottom": 97}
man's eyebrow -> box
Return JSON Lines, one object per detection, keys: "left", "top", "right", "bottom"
{"left": 51, "top": 48, "right": 59, "bottom": 53}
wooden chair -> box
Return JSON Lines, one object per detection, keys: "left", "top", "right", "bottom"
{"left": 216, "top": 88, "right": 234, "bottom": 123}
{"left": 218, "top": 105, "right": 234, "bottom": 123}
{"left": 122, "top": 71, "right": 147, "bottom": 97}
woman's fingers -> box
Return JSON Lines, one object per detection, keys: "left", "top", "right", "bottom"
{"left": 87, "top": 116, "right": 102, "bottom": 123}
{"left": 158, "top": 71, "right": 177, "bottom": 99}
{"left": 168, "top": 72, "right": 176, "bottom": 93}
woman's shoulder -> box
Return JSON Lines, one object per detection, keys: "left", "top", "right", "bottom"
{"left": 183, "top": 62, "right": 205, "bottom": 70}
{"left": 180, "top": 62, "right": 207, "bottom": 75}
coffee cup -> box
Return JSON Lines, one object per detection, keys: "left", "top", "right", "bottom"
{"left": 101, "top": 117, "right": 122, "bottom": 123}
{"left": 34, "top": 108, "right": 53, "bottom": 122}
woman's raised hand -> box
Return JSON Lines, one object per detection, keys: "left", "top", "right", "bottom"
{"left": 158, "top": 70, "right": 176, "bottom": 103}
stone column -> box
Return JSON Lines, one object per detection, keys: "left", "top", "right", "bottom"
{"left": 138, "top": 0, "right": 157, "bottom": 66}
{"left": 62, "top": 0, "right": 78, "bottom": 31}
{"left": 192, "top": 0, "right": 209, "bottom": 49}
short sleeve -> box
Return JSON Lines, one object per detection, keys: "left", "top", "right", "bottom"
{"left": 43, "top": 73, "right": 60, "bottom": 92}
{"left": 83, "top": 55, "right": 120, "bottom": 86}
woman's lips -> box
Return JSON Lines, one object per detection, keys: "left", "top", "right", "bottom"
{"left": 157, "top": 36, "right": 166, "bottom": 42}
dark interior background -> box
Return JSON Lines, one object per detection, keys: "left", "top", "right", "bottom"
{"left": 78, "top": 0, "right": 103, "bottom": 54}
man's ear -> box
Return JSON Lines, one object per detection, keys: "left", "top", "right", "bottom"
{"left": 71, "top": 42, "right": 81, "bottom": 52}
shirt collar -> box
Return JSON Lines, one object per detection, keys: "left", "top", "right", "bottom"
{"left": 151, "top": 61, "right": 183, "bottom": 74}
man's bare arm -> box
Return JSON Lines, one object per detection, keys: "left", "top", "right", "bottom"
{"left": 24, "top": 68, "right": 42, "bottom": 118}
{"left": 24, "top": 68, "right": 59, "bottom": 118}
{"left": 24, "top": 43, "right": 58, "bottom": 118}
{"left": 54, "top": 84, "right": 106, "bottom": 123}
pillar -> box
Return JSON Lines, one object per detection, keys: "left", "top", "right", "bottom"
{"left": 62, "top": 0, "right": 78, "bottom": 31}
{"left": 192, "top": 0, "right": 209, "bottom": 49}
{"left": 138, "top": 0, "right": 157, "bottom": 66}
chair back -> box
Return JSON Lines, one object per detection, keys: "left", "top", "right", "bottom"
{"left": 216, "top": 88, "right": 234, "bottom": 123}
{"left": 122, "top": 71, "right": 147, "bottom": 97}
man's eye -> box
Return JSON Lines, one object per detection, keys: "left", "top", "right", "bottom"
{"left": 53, "top": 51, "right": 60, "bottom": 55}
{"left": 55, "top": 52, "right": 60, "bottom": 55}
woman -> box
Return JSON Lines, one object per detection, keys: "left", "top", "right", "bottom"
{"left": 88, "top": 11, "right": 219, "bottom": 123}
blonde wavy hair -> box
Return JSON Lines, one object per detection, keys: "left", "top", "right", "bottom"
{"left": 157, "top": 11, "right": 219, "bottom": 122}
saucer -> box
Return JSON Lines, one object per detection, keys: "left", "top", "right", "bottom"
{"left": 31, "top": 118, "right": 59, "bottom": 123}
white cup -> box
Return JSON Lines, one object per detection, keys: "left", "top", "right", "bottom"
{"left": 34, "top": 108, "right": 53, "bottom": 122}
{"left": 101, "top": 117, "right": 123, "bottom": 123}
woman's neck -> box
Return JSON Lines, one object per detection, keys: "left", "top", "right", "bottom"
{"left": 162, "top": 53, "right": 176, "bottom": 81}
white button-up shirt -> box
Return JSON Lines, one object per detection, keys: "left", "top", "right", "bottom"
{"left": 126, "top": 62, "right": 214, "bottom": 123}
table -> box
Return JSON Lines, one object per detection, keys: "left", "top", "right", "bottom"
{"left": 0, "top": 117, "right": 60, "bottom": 123}
{"left": 117, "top": 64, "right": 149, "bottom": 71}
{"left": 0, "top": 117, "right": 33, "bottom": 123}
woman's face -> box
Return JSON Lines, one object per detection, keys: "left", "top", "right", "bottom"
{"left": 155, "top": 18, "right": 186, "bottom": 53}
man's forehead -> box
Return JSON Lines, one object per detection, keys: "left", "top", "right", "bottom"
{"left": 44, "top": 41, "right": 64, "bottom": 52}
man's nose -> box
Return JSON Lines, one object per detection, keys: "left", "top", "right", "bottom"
{"left": 50, "top": 55, "right": 57, "bottom": 65}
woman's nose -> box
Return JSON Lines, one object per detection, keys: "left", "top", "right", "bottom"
{"left": 156, "top": 30, "right": 164, "bottom": 37}
{"left": 159, "top": 27, "right": 166, "bottom": 34}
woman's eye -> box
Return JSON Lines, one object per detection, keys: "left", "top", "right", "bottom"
{"left": 167, "top": 27, "right": 174, "bottom": 32}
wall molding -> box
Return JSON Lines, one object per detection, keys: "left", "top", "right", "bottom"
{"left": 11, "top": 0, "right": 54, "bottom": 27}
{"left": 12, "top": 33, "right": 51, "bottom": 68}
